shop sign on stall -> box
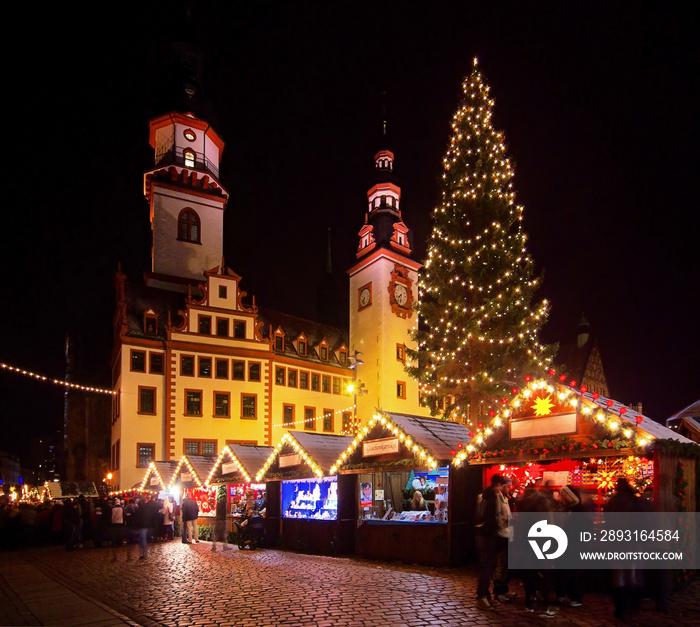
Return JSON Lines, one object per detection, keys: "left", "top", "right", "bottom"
{"left": 180, "top": 472, "right": 192, "bottom": 483}
{"left": 221, "top": 462, "right": 237, "bottom": 475}
{"left": 362, "top": 437, "right": 399, "bottom": 457}
{"left": 279, "top": 453, "right": 302, "bottom": 468}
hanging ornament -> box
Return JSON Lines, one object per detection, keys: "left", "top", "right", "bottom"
{"left": 512, "top": 387, "right": 518, "bottom": 395}
{"left": 580, "top": 385, "right": 588, "bottom": 393}
{"left": 569, "top": 380, "right": 577, "bottom": 387}
{"left": 619, "top": 407, "right": 627, "bottom": 415}
{"left": 635, "top": 416, "right": 643, "bottom": 424}
{"left": 606, "top": 400, "right": 614, "bottom": 408}
{"left": 592, "top": 392, "right": 600, "bottom": 400}
{"left": 559, "top": 374, "right": 567, "bottom": 382}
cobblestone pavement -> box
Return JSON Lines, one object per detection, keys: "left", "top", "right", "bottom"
{"left": 2, "top": 541, "right": 699, "bottom": 626}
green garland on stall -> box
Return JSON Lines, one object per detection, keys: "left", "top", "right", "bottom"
{"left": 468, "top": 436, "right": 634, "bottom": 460}
{"left": 649, "top": 439, "right": 700, "bottom": 459}
{"left": 339, "top": 458, "right": 425, "bottom": 472}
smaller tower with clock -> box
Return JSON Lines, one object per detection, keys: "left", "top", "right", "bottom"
{"left": 348, "top": 144, "right": 429, "bottom": 422}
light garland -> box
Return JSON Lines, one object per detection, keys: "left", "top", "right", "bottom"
{"left": 451, "top": 371, "right": 655, "bottom": 464}
{"left": 271, "top": 405, "right": 356, "bottom": 430}
{"left": 204, "top": 446, "right": 251, "bottom": 485}
{"left": 0, "top": 361, "right": 116, "bottom": 395}
{"left": 139, "top": 462, "right": 169, "bottom": 492}
{"left": 255, "top": 433, "right": 324, "bottom": 481}
{"left": 167, "top": 456, "right": 204, "bottom": 489}
{"left": 329, "top": 413, "right": 439, "bottom": 475}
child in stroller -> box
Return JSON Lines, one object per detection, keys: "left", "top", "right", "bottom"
{"left": 237, "top": 514, "right": 265, "bottom": 550}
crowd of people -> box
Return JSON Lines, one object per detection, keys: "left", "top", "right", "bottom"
{"left": 0, "top": 493, "right": 179, "bottom": 557}
{"left": 474, "top": 474, "right": 669, "bottom": 622}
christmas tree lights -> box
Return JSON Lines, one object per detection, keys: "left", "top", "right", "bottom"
{"left": 410, "top": 59, "right": 553, "bottom": 426}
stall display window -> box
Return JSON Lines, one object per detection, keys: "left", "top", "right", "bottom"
{"left": 357, "top": 468, "right": 449, "bottom": 523}
{"left": 281, "top": 476, "right": 338, "bottom": 520}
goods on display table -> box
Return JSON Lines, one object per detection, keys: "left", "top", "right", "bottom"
{"left": 357, "top": 467, "right": 450, "bottom": 523}
{"left": 282, "top": 476, "right": 337, "bottom": 520}
{"left": 228, "top": 483, "right": 266, "bottom": 516}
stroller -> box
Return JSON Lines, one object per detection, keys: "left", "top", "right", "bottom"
{"left": 237, "top": 515, "right": 265, "bottom": 550}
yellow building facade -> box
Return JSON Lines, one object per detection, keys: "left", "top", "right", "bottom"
{"left": 111, "top": 114, "right": 426, "bottom": 490}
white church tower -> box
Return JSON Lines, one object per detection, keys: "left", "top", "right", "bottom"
{"left": 348, "top": 142, "right": 430, "bottom": 422}
{"left": 145, "top": 112, "right": 228, "bottom": 290}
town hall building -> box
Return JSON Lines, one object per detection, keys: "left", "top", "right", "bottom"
{"left": 110, "top": 111, "right": 428, "bottom": 490}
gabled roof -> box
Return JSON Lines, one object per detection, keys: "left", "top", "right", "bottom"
{"left": 257, "top": 431, "right": 353, "bottom": 480}
{"left": 289, "top": 432, "right": 354, "bottom": 473}
{"left": 666, "top": 399, "right": 700, "bottom": 424}
{"left": 169, "top": 455, "right": 216, "bottom": 487}
{"left": 204, "top": 444, "right": 274, "bottom": 484}
{"left": 228, "top": 444, "right": 274, "bottom": 478}
{"left": 140, "top": 461, "right": 178, "bottom": 490}
{"left": 559, "top": 381, "right": 695, "bottom": 444}
{"left": 385, "top": 412, "right": 472, "bottom": 462}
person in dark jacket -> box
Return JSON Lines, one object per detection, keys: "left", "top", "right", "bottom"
{"left": 605, "top": 478, "right": 643, "bottom": 621}
{"left": 474, "top": 474, "right": 507, "bottom": 611}
{"left": 132, "top": 495, "right": 154, "bottom": 559}
{"left": 181, "top": 494, "right": 199, "bottom": 544}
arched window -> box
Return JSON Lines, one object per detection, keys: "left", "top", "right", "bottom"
{"left": 178, "top": 209, "right": 200, "bottom": 243}
{"left": 183, "top": 148, "right": 195, "bottom": 168}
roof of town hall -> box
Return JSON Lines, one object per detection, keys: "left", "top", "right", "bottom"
{"left": 120, "top": 279, "right": 350, "bottom": 369}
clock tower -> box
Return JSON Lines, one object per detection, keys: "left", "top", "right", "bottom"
{"left": 348, "top": 146, "right": 429, "bottom": 422}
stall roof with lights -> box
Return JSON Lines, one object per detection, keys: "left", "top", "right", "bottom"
{"left": 257, "top": 432, "right": 353, "bottom": 480}
{"left": 460, "top": 374, "right": 696, "bottom": 465}
{"left": 330, "top": 412, "right": 472, "bottom": 475}
{"left": 387, "top": 412, "right": 473, "bottom": 462}
{"left": 169, "top": 455, "right": 217, "bottom": 487}
{"left": 140, "top": 461, "right": 178, "bottom": 491}
{"left": 205, "top": 444, "right": 274, "bottom": 485}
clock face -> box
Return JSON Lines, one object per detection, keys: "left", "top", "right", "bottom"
{"left": 394, "top": 283, "right": 408, "bottom": 306}
{"left": 359, "top": 287, "right": 371, "bottom": 308}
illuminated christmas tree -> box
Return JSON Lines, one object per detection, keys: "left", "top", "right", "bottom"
{"left": 410, "top": 59, "right": 554, "bottom": 426}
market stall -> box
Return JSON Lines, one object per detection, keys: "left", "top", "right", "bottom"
{"left": 330, "top": 412, "right": 473, "bottom": 567}
{"left": 203, "top": 444, "right": 272, "bottom": 533}
{"left": 459, "top": 373, "right": 698, "bottom": 515}
{"left": 43, "top": 481, "right": 99, "bottom": 500}
{"left": 139, "top": 461, "right": 178, "bottom": 499}
{"left": 256, "top": 431, "right": 353, "bottom": 554}
{"left": 168, "top": 454, "right": 218, "bottom": 519}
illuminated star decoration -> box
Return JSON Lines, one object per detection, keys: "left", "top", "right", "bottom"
{"left": 597, "top": 470, "right": 617, "bottom": 491}
{"left": 532, "top": 394, "right": 555, "bottom": 417}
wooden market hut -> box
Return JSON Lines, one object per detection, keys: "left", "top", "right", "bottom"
{"left": 138, "top": 461, "right": 178, "bottom": 492}
{"left": 203, "top": 444, "right": 273, "bottom": 530}
{"left": 332, "top": 412, "right": 473, "bottom": 567}
{"left": 168, "top": 454, "right": 218, "bottom": 519}
{"left": 462, "top": 375, "right": 698, "bottom": 513}
{"left": 256, "top": 431, "right": 353, "bottom": 554}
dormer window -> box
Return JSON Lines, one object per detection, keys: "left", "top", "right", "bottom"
{"left": 273, "top": 328, "right": 285, "bottom": 352}
{"left": 319, "top": 341, "right": 328, "bottom": 361}
{"left": 178, "top": 208, "right": 200, "bottom": 243}
{"left": 298, "top": 340, "right": 306, "bottom": 356}
{"left": 144, "top": 311, "right": 158, "bottom": 335}
{"left": 183, "top": 129, "right": 196, "bottom": 142}
{"left": 339, "top": 350, "right": 347, "bottom": 365}
{"left": 183, "top": 148, "right": 195, "bottom": 168}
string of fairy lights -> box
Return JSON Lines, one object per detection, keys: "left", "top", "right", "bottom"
{"left": 0, "top": 361, "right": 116, "bottom": 395}
{"left": 451, "top": 371, "right": 654, "bottom": 463}
{"left": 413, "top": 57, "right": 552, "bottom": 416}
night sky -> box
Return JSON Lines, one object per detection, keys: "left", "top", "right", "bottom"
{"left": 2, "top": 3, "right": 698, "bottom": 459}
